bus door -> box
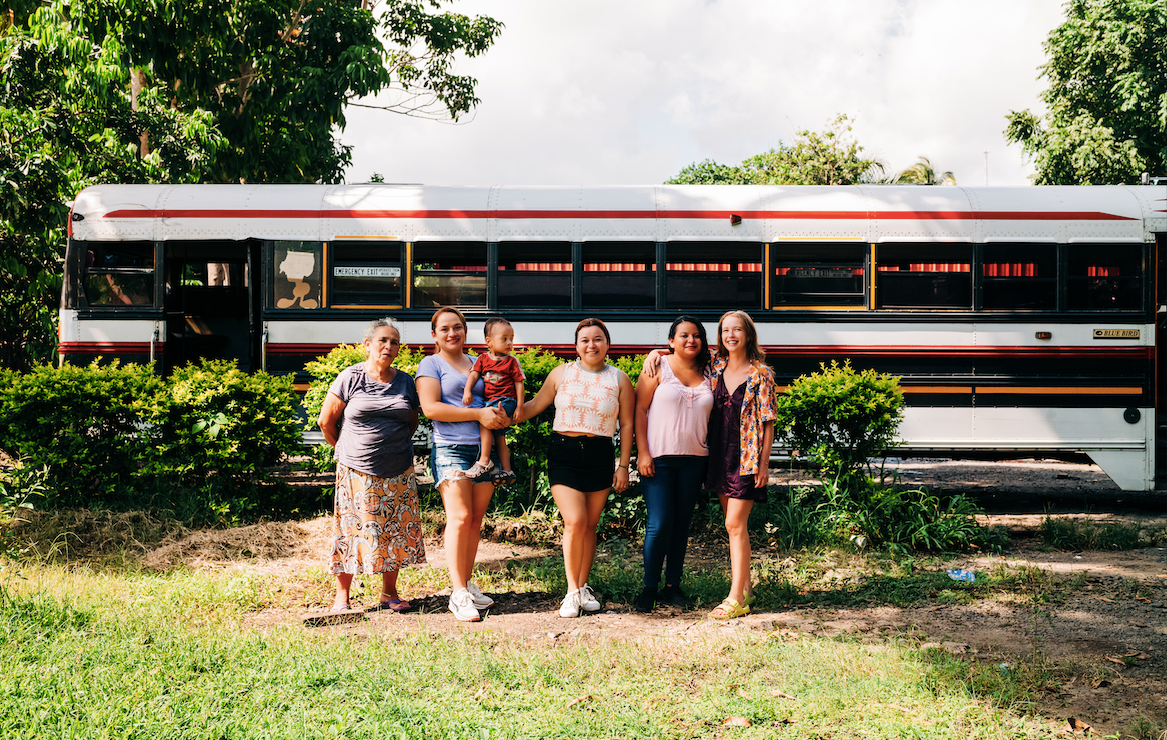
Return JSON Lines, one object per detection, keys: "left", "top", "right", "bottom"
{"left": 164, "top": 241, "right": 262, "bottom": 373}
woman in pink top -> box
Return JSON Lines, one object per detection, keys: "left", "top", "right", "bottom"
{"left": 517, "top": 318, "right": 635, "bottom": 618}
{"left": 633, "top": 316, "right": 714, "bottom": 612}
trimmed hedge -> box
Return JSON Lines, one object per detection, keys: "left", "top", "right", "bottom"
{"left": 0, "top": 360, "right": 303, "bottom": 523}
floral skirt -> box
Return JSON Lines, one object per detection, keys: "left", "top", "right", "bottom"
{"left": 329, "top": 463, "right": 427, "bottom": 575}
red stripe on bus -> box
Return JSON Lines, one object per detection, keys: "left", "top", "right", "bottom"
{"left": 59, "top": 342, "right": 162, "bottom": 353}
{"left": 263, "top": 343, "right": 1151, "bottom": 359}
{"left": 101, "top": 209, "right": 1138, "bottom": 222}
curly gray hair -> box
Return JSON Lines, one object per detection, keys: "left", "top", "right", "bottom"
{"left": 363, "top": 317, "right": 401, "bottom": 343}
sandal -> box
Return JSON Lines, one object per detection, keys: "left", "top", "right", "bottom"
{"left": 491, "top": 468, "right": 517, "bottom": 484}
{"left": 743, "top": 589, "right": 756, "bottom": 607}
{"left": 374, "top": 596, "right": 412, "bottom": 613}
{"left": 464, "top": 460, "right": 495, "bottom": 479}
{"left": 709, "top": 598, "right": 750, "bottom": 620}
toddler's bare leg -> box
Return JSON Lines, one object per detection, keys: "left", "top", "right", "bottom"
{"left": 477, "top": 423, "right": 493, "bottom": 465}
{"left": 497, "top": 436, "right": 512, "bottom": 472}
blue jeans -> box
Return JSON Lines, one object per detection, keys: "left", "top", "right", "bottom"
{"left": 641, "top": 455, "right": 707, "bottom": 588}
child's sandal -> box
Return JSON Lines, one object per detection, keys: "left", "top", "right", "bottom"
{"left": 464, "top": 460, "right": 495, "bottom": 479}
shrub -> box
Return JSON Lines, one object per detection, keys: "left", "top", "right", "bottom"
{"left": 0, "top": 361, "right": 162, "bottom": 506}
{"left": 0, "top": 360, "right": 304, "bottom": 524}
{"left": 822, "top": 481, "right": 988, "bottom": 553}
{"left": 0, "top": 460, "right": 49, "bottom": 563}
{"left": 775, "top": 360, "right": 904, "bottom": 486}
{"left": 149, "top": 359, "right": 301, "bottom": 490}
{"left": 502, "top": 348, "right": 565, "bottom": 509}
{"left": 609, "top": 353, "right": 646, "bottom": 388}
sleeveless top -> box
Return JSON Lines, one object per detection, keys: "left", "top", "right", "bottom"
{"left": 553, "top": 362, "right": 622, "bottom": 437}
{"left": 645, "top": 357, "right": 713, "bottom": 457}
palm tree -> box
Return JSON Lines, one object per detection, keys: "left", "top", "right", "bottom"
{"left": 885, "top": 157, "right": 956, "bottom": 185}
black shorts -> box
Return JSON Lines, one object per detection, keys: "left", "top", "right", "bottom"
{"left": 547, "top": 433, "right": 614, "bottom": 492}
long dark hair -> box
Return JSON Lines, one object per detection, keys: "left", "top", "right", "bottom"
{"left": 668, "top": 315, "right": 710, "bottom": 369}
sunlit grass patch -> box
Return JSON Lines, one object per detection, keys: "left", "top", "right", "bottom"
{"left": 0, "top": 567, "right": 1053, "bottom": 739}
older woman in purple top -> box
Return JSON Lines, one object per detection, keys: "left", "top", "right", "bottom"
{"left": 318, "top": 318, "right": 423, "bottom": 613}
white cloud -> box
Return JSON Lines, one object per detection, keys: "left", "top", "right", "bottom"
{"left": 342, "top": 0, "right": 1066, "bottom": 187}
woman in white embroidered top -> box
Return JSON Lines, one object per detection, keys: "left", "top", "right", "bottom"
{"left": 516, "top": 318, "right": 635, "bottom": 618}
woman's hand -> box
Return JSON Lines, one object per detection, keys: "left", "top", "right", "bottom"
{"left": 754, "top": 460, "right": 770, "bottom": 489}
{"left": 612, "top": 465, "right": 630, "bottom": 493}
{"left": 318, "top": 393, "right": 345, "bottom": 447}
{"left": 641, "top": 349, "right": 668, "bottom": 378}
{"left": 478, "top": 406, "right": 510, "bottom": 429}
{"left": 637, "top": 454, "right": 654, "bottom": 478}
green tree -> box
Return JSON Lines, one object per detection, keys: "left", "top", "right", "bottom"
{"left": 666, "top": 115, "right": 885, "bottom": 186}
{"left": 0, "top": 0, "right": 502, "bottom": 370}
{"left": 74, "top": 0, "right": 503, "bottom": 184}
{"left": 1, "top": 2, "right": 225, "bottom": 369}
{"left": 1004, "top": 0, "right": 1167, "bottom": 184}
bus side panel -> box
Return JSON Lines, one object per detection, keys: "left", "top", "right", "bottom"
{"left": 899, "top": 406, "right": 1153, "bottom": 491}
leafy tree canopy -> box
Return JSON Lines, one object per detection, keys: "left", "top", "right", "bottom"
{"left": 1004, "top": 0, "right": 1167, "bottom": 184}
{"left": 666, "top": 115, "right": 885, "bottom": 186}
{"left": 0, "top": 0, "right": 502, "bottom": 369}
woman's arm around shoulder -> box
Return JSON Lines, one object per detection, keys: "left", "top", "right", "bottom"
{"left": 633, "top": 367, "right": 659, "bottom": 477}
{"left": 513, "top": 362, "right": 565, "bottom": 423}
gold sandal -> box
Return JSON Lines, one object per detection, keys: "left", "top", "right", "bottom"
{"left": 709, "top": 598, "right": 750, "bottom": 620}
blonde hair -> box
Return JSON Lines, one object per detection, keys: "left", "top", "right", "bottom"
{"left": 716, "top": 310, "right": 766, "bottom": 363}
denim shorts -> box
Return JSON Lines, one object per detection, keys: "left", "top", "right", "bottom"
{"left": 485, "top": 397, "right": 518, "bottom": 436}
{"left": 430, "top": 443, "right": 501, "bottom": 485}
{"left": 485, "top": 396, "right": 517, "bottom": 416}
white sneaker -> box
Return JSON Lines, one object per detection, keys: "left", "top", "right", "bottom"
{"left": 558, "top": 589, "right": 582, "bottom": 618}
{"left": 579, "top": 583, "right": 601, "bottom": 612}
{"left": 466, "top": 581, "right": 495, "bottom": 609}
{"left": 449, "top": 588, "right": 481, "bottom": 622}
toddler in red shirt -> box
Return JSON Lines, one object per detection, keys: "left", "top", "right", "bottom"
{"left": 462, "top": 317, "right": 525, "bottom": 482}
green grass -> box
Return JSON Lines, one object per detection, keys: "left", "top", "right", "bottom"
{"left": 1038, "top": 514, "right": 1163, "bottom": 551}
{"left": 0, "top": 564, "right": 1054, "bottom": 740}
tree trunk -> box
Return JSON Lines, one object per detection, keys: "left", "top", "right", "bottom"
{"left": 130, "top": 68, "right": 149, "bottom": 158}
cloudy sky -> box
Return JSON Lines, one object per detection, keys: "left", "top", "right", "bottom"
{"left": 341, "top": 0, "right": 1067, "bottom": 188}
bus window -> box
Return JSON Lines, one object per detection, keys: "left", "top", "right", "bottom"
{"left": 876, "top": 244, "right": 972, "bottom": 309}
{"left": 771, "top": 243, "right": 866, "bottom": 307}
{"left": 666, "top": 242, "right": 762, "bottom": 309}
{"left": 582, "top": 242, "right": 655, "bottom": 308}
{"left": 498, "top": 242, "right": 572, "bottom": 309}
{"left": 273, "top": 242, "right": 323, "bottom": 309}
{"left": 412, "top": 242, "right": 487, "bottom": 307}
{"left": 84, "top": 242, "right": 155, "bottom": 306}
{"left": 330, "top": 241, "right": 403, "bottom": 306}
{"left": 1067, "top": 244, "right": 1143, "bottom": 310}
{"left": 982, "top": 244, "right": 1057, "bottom": 311}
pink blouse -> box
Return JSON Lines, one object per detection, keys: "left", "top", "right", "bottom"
{"left": 645, "top": 357, "right": 713, "bottom": 457}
